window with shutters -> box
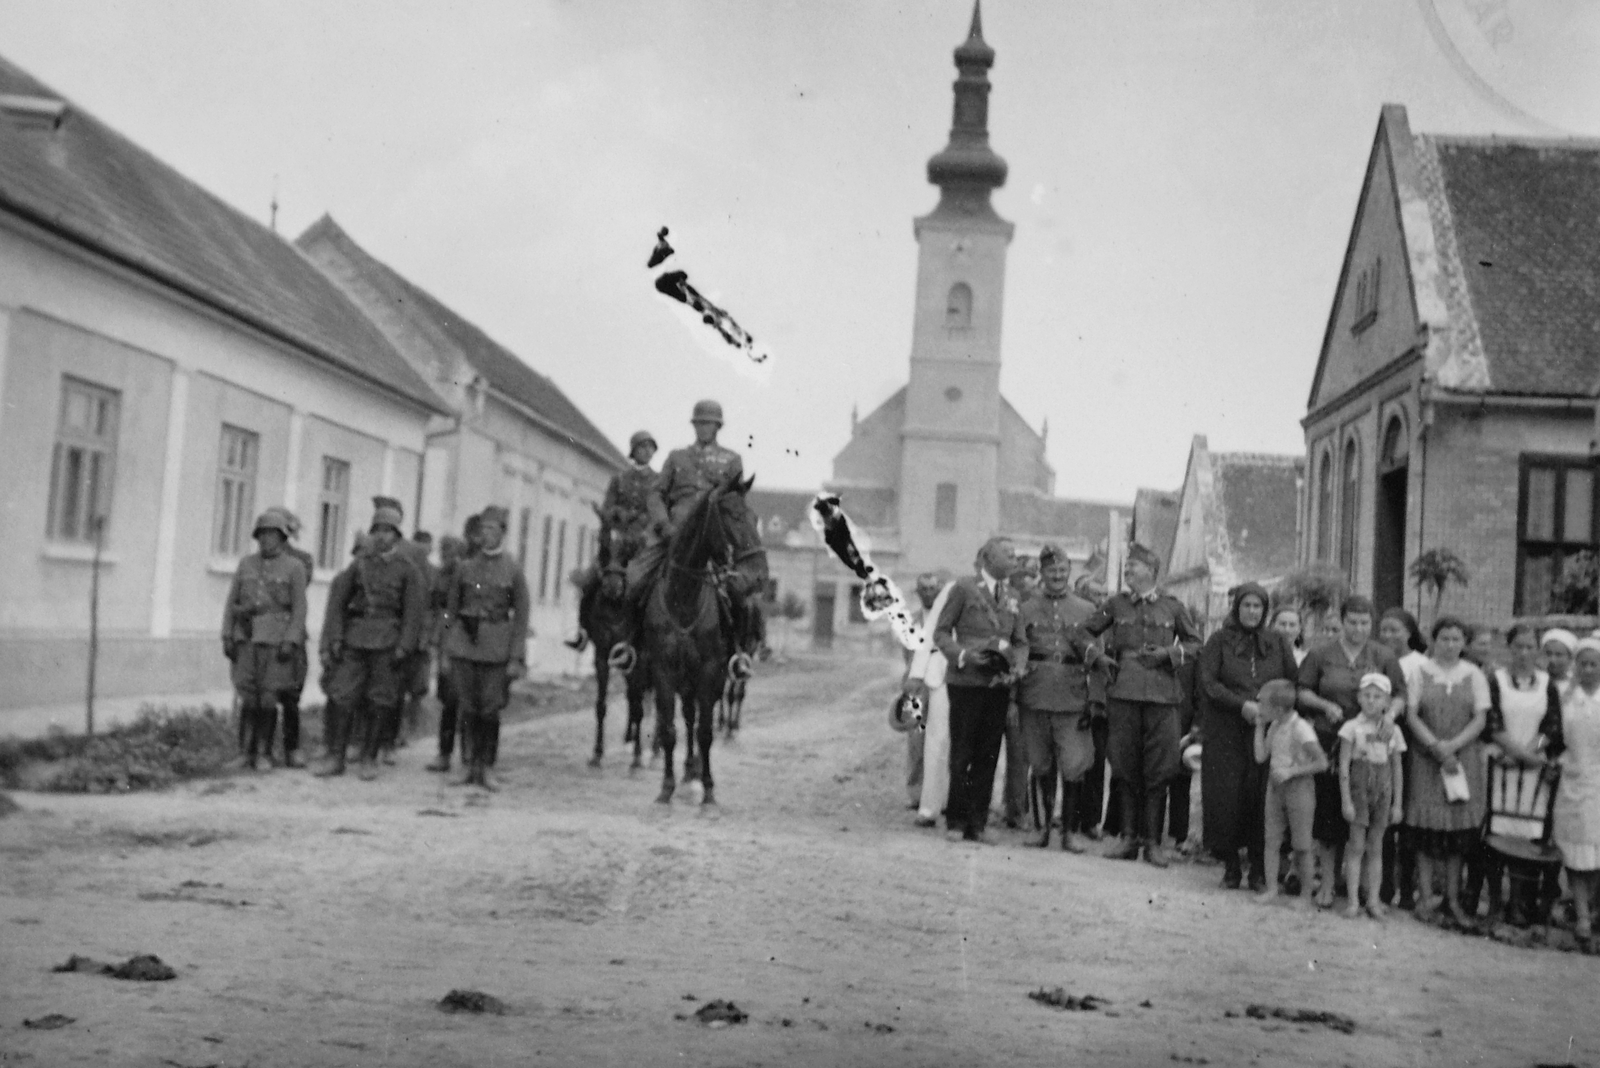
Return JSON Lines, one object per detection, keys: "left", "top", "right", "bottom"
{"left": 46, "top": 377, "right": 119, "bottom": 544}
{"left": 554, "top": 520, "right": 567, "bottom": 603}
{"left": 1516, "top": 455, "right": 1599, "bottom": 615}
{"left": 213, "top": 425, "right": 259, "bottom": 557}
{"left": 1351, "top": 258, "right": 1381, "bottom": 333}
{"left": 315, "top": 457, "right": 350, "bottom": 571}
{"left": 538, "top": 514, "right": 554, "bottom": 601}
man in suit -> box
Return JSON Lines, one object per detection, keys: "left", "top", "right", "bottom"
{"left": 931, "top": 536, "right": 1022, "bottom": 845}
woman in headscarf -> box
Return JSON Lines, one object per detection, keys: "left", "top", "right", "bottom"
{"left": 1542, "top": 628, "right": 1579, "bottom": 694}
{"left": 1198, "top": 583, "right": 1301, "bottom": 890}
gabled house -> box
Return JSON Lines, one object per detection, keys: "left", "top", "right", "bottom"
{"left": 297, "top": 217, "right": 625, "bottom": 671}
{"left": 1302, "top": 104, "right": 1600, "bottom": 625}
{"left": 0, "top": 56, "right": 448, "bottom": 713}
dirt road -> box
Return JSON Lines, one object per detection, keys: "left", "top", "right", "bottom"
{"left": 2, "top": 653, "right": 1595, "bottom": 1067}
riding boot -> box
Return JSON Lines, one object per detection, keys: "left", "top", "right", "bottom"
{"left": 1222, "top": 852, "right": 1243, "bottom": 889}
{"left": 239, "top": 703, "right": 261, "bottom": 769}
{"left": 315, "top": 701, "right": 349, "bottom": 776}
{"left": 1030, "top": 775, "right": 1054, "bottom": 848}
{"left": 484, "top": 716, "right": 501, "bottom": 767}
{"left": 255, "top": 702, "right": 280, "bottom": 766}
{"left": 1104, "top": 781, "right": 1143, "bottom": 860}
{"left": 1060, "top": 781, "right": 1085, "bottom": 853}
{"left": 1142, "top": 790, "right": 1170, "bottom": 867}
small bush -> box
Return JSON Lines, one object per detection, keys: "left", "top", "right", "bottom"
{"left": 0, "top": 705, "right": 237, "bottom": 794}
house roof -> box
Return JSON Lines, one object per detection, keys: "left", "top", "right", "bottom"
{"left": 1211, "top": 452, "right": 1303, "bottom": 587}
{"left": 1422, "top": 135, "right": 1600, "bottom": 396}
{"left": 747, "top": 487, "right": 820, "bottom": 548}
{"left": 1000, "top": 491, "right": 1126, "bottom": 553}
{"left": 297, "top": 215, "right": 624, "bottom": 469}
{"left": 1132, "top": 488, "right": 1180, "bottom": 571}
{"left": 0, "top": 56, "right": 445, "bottom": 414}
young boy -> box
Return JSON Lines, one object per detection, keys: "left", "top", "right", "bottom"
{"left": 1254, "top": 678, "right": 1329, "bottom": 908}
{"left": 1339, "top": 673, "right": 1407, "bottom": 919}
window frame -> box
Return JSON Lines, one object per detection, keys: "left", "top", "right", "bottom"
{"left": 315, "top": 456, "right": 351, "bottom": 572}
{"left": 934, "top": 482, "right": 958, "bottom": 532}
{"left": 1351, "top": 258, "right": 1381, "bottom": 334}
{"left": 46, "top": 375, "right": 120, "bottom": 545}
{"left": 538, "top": 514, "right": 554, "bottom": 601}
{"left": 945, "top": 282, "right": 973, "bottom": 331}
{"left": 1314, "top": 447, "right": 1334, "bottom": 563}
{"left": 1338, "top": 436, "right": 1360, "bottom": 579}
{"left": 212, "top": 423, "right": 260, "bottom": 558}
{"left": 1514, "top": 453, "right": 1599, "bottom": 615}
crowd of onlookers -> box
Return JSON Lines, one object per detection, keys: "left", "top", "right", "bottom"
{"left": 898, "top": 537, "right": 1600, "bottom": 947}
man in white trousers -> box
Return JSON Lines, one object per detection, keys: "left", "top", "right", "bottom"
{"left": 906, "top": 575, "right": 956, "bottom": 828}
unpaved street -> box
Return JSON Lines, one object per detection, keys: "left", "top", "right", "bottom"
{"left": 2, "top": 653, "right": 1596, "bottom": 1067}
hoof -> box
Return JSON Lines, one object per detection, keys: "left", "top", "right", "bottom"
{"left": 587, "top": 754, "right": 602, "bottom": 768}
{"left": 630, "top": 757, "right": 643, "bottom": 771}
{"left": 655, "top": 786, "right": 675, "bottom": 804}
{"left": 686, "top": 779, "right": 706, "bottom": 805}
{"left": 701, "top": 788, "right": 717, "bottom": 807}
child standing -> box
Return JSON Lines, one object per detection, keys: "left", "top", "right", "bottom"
{"left": 1255, "top": 679, "right": 1329, "bottom": 908}
{"left": 1339, "top": 673, "right": 1407, "bottom": 918}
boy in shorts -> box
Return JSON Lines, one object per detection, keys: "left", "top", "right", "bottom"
{"left": 1254, "top": 678, "right": 1328, "bottom": 908}
{"left": 1339, "top": 673, "right": 1407, "bottom": 918}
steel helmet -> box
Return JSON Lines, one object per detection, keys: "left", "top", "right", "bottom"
{"left": 252, "top": 510, "right": 291, "bottom": 539}
{"left": 691, "top": 399, "right": 724, "bottom": 425}
{"left": 629, "top": 430, "right": 657, "bottom": 451}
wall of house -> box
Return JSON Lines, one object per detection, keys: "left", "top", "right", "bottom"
{"left": 832, "top": 388, "right": 904, "bottom": 491}
{"left": 0, "top": 221, "right": 433, "bottom": 713}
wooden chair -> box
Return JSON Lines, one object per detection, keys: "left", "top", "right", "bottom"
{"left": 1482, "top": 756, "right": 1563, "bottom": 925}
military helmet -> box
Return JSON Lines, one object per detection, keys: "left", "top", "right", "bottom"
{"left": 478, "top": 505, "right": 510, "bottom": 531}
{"left": 629, "top": 430, "right": 657, "bottom": 452}
{"left": 691, "top": 399, "right": 724, "bottom": 425}
{"left": 252, "top": 510, "right": 291, "bottom": 539}
{"left": 369, "top": 505, "right": 404, "bottom": 536}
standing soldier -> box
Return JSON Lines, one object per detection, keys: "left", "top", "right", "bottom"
{"left": 1001, "top": 557, "right": 1042, "bottom": 829}
{"left": 425, "top": 533, "right": 467, "bottom": 773}
{"left": 1081, "top": 543, "right": 1203, "bottom": 866}
{"left": 272, "top": 509, "right": 316, "bottom": 768}
{"left": 568, "top": 429, "right": 659, "bottom": 651}
{"left": 444, "top": 505, "right": 530, "bottom": 789}
{"left": 221, "top": 511, "right": 308, "bottom": 770}
{"left": 621, "top": 401, "right": 744, "bottom": 657}
{"left": 369, "top": 496, "right": 430, "bottom": 760}
{"left": 1014, "top": 544, "right": 1107, "bottom": 851}
{"left": 316, "top": 503, "right": 427, "bottom": 780}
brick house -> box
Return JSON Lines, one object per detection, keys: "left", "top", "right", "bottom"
{"left": 297, "top": 217, "right": 625, "bottom": 673}
{"left": 0, "top": 57, "right": 448, "bottom": 713}
{"left": 1301, "top": 104, "right": 1600, "bottom": 627}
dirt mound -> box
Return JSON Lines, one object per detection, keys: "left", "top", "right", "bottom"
{"left": 23, "top": 1013, "right": 75, "bottom": 1030}
{"left": 438, "top": 989, "right": 506, "bottom": 1015}
{"left": 1028, "top": 987, "right": 1107, "bottom": 1011}
{"left": 53, "top": 953, "right": 177, "bottom": 981}
{"left": 1240, "top": 1004, "right": 1355, "bottom": 1034}
{"left": 691, "top": 1000, "right": 747, "bottom": 1026}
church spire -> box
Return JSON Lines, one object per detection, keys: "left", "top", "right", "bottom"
{"left": 926, "top": 1, "right": 1007, "bottom": 216}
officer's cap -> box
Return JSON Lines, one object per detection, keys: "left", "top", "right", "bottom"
{"left": 478, "top": 505, "right": 510, "bottom": 530}
{"left": 369, "top": 505, "right": 404, "bottom": 536}
{"left": 691, "top": 399, "right": 724, "bottom": 425}
{"left": 629, "top": 430, "right": 657, "bottom": 451}
{"left": 372, "top": 495, "right": 405, "bottom": 518}
{"left": 252, "top": 510, "right": 291, "bottom": 539}
{"left": 1038, "top": 543, "right": 1069, "bottom": 571}
{"left": 1126, "top": 542, "right": 1161, "bottom": 574}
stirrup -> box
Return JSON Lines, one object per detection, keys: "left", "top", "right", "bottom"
{"left": 728, "top": 651, "right": 753, "bottom": 680}
{"left": 564, "top": 629, "right": 589, "bottom": 652}
{"left": 608, "top": 642, "right": 638, "bottom": 674}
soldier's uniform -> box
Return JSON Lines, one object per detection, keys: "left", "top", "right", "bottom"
{"left": 367, "top": 496, "right": 431, "bottom": 757}
{"left": 269, "top": 510, "right": 316, "bottom": 767}
{"left": 444, "top": 505, "right": 531, "bottom": 788}
{"left": 1014, "top": 548, "right": 1104, "bottom": 850}
{"left": 426, "top": 535, "right": 467, "bottom": 772}
{"left": 221, "top": 511, "right": 308, "bottom": 769}
{"left": 317, "top": 506, "right": 427, "bottom": 778}
{"left": 571, "top": 431, "right": 658, "bottom": 650}
{"left": 1081, "top": 544, "right": 1202, "bottom": 864}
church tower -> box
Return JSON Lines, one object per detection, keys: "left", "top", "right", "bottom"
{"left": 899, "top": 1, "right": 1013, "bottom": 575}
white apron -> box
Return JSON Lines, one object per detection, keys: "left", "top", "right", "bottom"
{"left": 1554, "top": 685, "right": 1600, "bottom": 871}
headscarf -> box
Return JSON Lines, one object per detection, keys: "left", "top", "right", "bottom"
{"left": 1574, "top": 635, "right": 1600, "bottom": 658}
{"left": 1542, "top": 628, "right": 1580, "bottom": 655}
{"left": 1222, "top": 581, "right": 1274, "bottom": 659}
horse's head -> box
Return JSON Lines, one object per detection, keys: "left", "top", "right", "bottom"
{"left": 715, "top": 474, "right": 767, "bottom": 585}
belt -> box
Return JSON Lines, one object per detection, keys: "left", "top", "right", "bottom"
{"left": 1028, "top": 651, "right": 1082, "bottom": 664}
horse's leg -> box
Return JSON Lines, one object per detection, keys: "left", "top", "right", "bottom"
{"left": 653, "top": 673, "right": 676, "bottom": 804}
{"left": 698, "top": 670, "right": 720, "bottom": 805}
{"left": 730, "top": 678, "right": 745, "bottom": 735}
{"left": 588, "top": 653, "right": 609, "bottom": 768}
{"left": 627, "top": 669, "right": 646, "bottom": 769}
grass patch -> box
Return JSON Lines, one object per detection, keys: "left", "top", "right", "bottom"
{"left": 0, "top": 705, "right": 236, "bottom": 793}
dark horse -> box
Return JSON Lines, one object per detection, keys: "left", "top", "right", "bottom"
{"left": 585, "top": 557, "right": 650, "bottom": 769}
{"left": 640, "top": 473, "right": 766, "bottom": 805}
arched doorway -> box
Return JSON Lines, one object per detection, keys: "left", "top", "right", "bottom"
{"left": 1373, "top": 416, "right": 1409, "bottom": 612}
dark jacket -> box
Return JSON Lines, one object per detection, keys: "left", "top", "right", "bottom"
{"left": 222, "top": 551, "right": 307, "bottom": 646}
{"left": 321, "top": 549, "right": 427, "bottom": 656}
{"left": 1082, "top": 590, "right": 1203, "bottom": 705}
{"left": 1014, "top": 589, "right": 1100, "bottom": 713}
{"left": 444, "top": 550, "right": 532, "bottom": 664}
{"left": 931, "top": 573, "right": 1022, "bottom": 689}
{"left": 1196, "top": 582, "right": 1300, "bottom": 741}
{"left": 652, "top": 442, "right": 744, "bottom": 528}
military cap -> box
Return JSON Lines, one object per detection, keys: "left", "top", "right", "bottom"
{"left": 1038, "top": 543, "right": 1069, "bottom": 571}
{"left": 478, "top": 505, "right": 510, "bottom": 530}
{"left": 372, "top": 495, "right": 405, "bottom": 517}
{"left": 691, "top": 399, "right": 724, "bottom": 425}
{"left": 252, "top": 510, "right": 291, "bottom": 539}
{"left": 629, "top": 430, "right": 657, "bottom": 451}
{"left": 1126, "top": 542, "right": 1161, "bottom": 574}
{"left": 370, "top": 505, "right": 404, "bottom": 535}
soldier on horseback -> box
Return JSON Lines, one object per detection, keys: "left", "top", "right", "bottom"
{"left": 567, "top": 429, "right": 658, "bottom": 652}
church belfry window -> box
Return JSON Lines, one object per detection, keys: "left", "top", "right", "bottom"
{"left": 945, "top": 283, "right": 972, "bottom": 330}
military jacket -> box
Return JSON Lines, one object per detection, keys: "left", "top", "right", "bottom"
{"left": 1015, "top": 590, "right": 1100, "bottom": 713}
{"left": 320, "top": 550, "right": 427, "bottom": 654}
{"left": 1082, "top": 590, "right": 1203, "bottom": 706}
{"left": 222, "top": 551, "right": 307, "bottom": 646}
{"left": 444, "top": 550, "right": 531, "bottom": 663}
{"left": 602, "top": 463, "right": 659, "bottom": 538}
{"left": 653, "top": 442, "right": 744, "bottom": 527}
{"left": 932, "top": 574, "right": 1022, "bottom": 689}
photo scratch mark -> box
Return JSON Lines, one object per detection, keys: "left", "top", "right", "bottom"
{"left": 809, "top": 493, "right": 926, "bottom": 655}
{"left": 648, "top": 226, "right": 772, "bottom": 369}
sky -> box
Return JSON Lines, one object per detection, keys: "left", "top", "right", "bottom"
{"left": 2, "top": 0, "right": 1597, "bottom": 503}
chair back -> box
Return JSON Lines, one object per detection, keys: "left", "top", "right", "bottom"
{"left": 1483, "top": 756, "right": 1561, "bottom": 863}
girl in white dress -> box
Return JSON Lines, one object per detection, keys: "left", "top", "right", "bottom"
{"left": 1543, "top": 638, "right": 1600, "bottom": 944}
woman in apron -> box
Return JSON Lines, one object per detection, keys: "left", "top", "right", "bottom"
{"left": 1404, "top": 616, "right": 1491, "bottom": 926}
{"left": 1483, "top": 622, "right": 1563, "bottom": 925}
{"left": 1542, "top": 637, "right": 1600, "bottom": 945}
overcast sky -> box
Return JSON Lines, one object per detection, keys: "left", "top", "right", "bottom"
{"left": 3, "top": 1, "right": 1597, "bottom": 502}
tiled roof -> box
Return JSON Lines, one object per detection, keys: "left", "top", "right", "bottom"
{"left": 1423, "top": 135, "right": 1600, "bottom": 396}
{"left": 0, "top": 55, "right": 445, "bottom": 413}
{"left": 297, "top": 216, "right": 624, "bottom": 469}
{"left": 1000, "top": 491, "right": 1126, "bottom": 552}
{"left": 1212, "top": 453, "right": 1302, "bottom": 585}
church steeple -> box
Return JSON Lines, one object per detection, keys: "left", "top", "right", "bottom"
{"left": 926, "top": 1, "right": 1008, "bottom": 218}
